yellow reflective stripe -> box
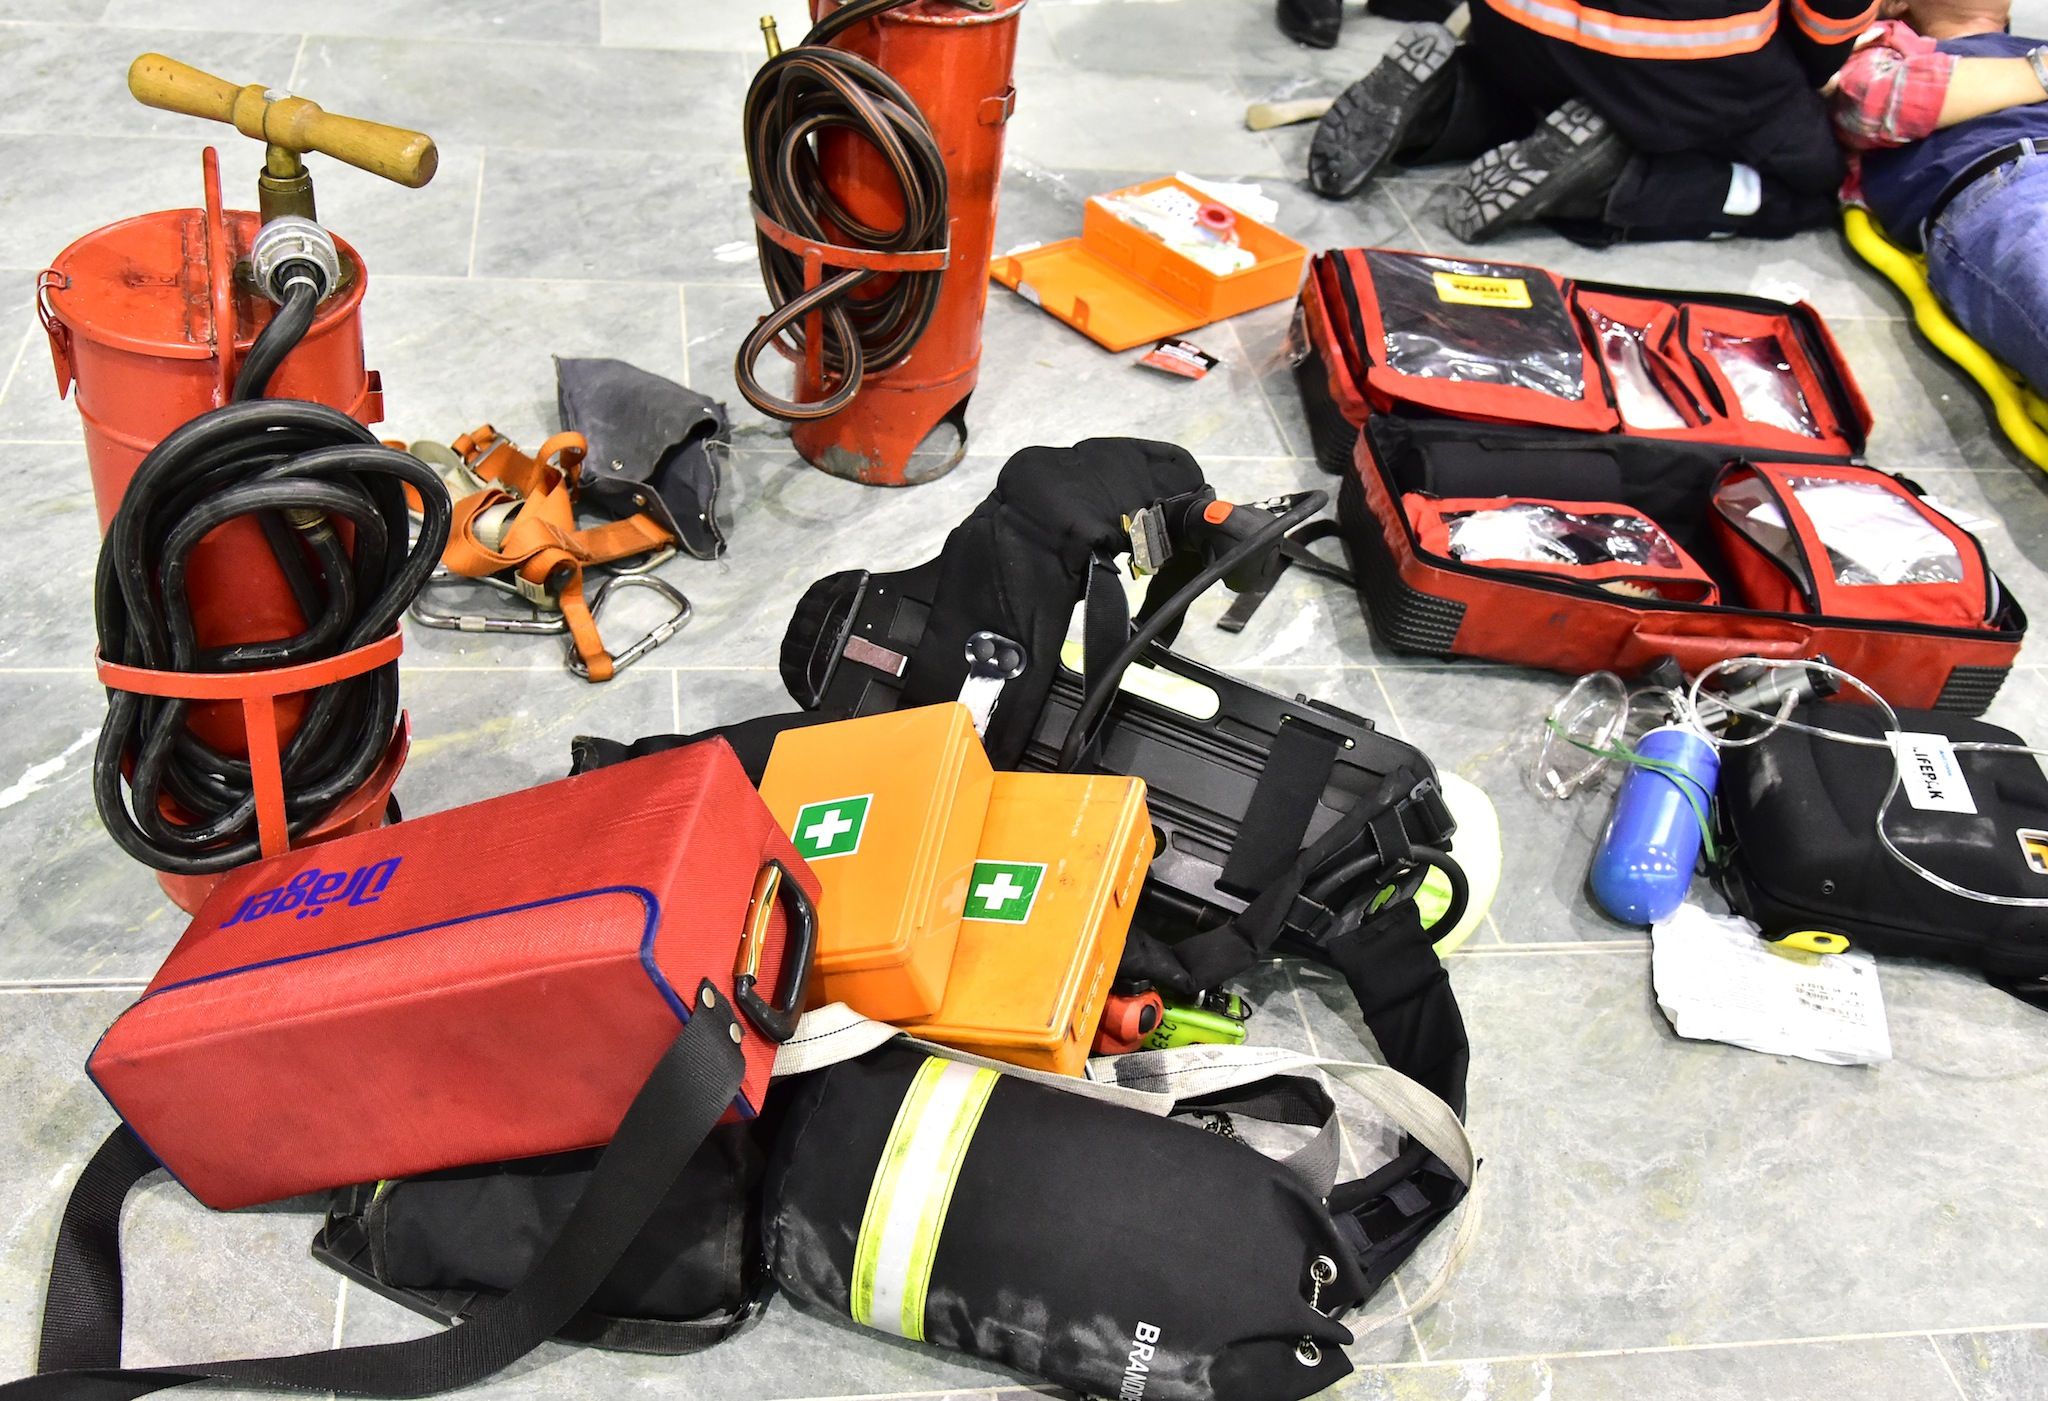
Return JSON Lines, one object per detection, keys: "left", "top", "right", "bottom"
{"left": 1484, "top": 0, "right": 1778, "bottom": 58}
{"left": 849, "top": 1057, "right": 999, "bottom": 1342}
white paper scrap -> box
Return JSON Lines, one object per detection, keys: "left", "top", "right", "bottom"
{"left": 1651, "top": 904, "right": 1891, "bottom": 1066}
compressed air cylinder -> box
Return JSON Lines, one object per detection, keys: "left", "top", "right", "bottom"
{"left": 1589, "top": 724, "right": 1720, "bottom": 926}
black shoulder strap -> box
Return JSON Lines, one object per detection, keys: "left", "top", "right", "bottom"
{"left": 6, "top": 983, "right": 747, "bottom": 1401}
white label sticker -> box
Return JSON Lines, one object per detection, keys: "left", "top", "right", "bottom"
{"left": 1888, "top": 730, "right": 1978, "bottom": 814}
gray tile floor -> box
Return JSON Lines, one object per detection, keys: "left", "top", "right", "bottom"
{"left": 3, "top": 2, "right": 2047, "bottom": 1398}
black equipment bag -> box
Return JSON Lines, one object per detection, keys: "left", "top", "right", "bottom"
{"left": 772, "top": 438, "right": 1463, "bottom": 989}
{"left": 311, "top": 1121, "right": 770, "bottom": 1355}
{"left": 572, "top": 437, "right": 1475, "bottom": 1318}
{"left": 764, "top": 1043, "right": 1474, "bottom": 1401}
{"left": 1716, "top": 700, "right": 2048, "bottom": 1002}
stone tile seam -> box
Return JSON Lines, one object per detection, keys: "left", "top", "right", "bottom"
{"left": 0, "top": 19, "right": 736, "bottom": 57}
{"left": 1354, "top": 1320, "right": 2048, "bottom": 1373}
{"left": 1928, "top": 1332, "right": 1976, "bottom": 1401}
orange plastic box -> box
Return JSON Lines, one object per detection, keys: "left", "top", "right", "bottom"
{"left": 989, "top": 176, "right": 1308, "bottom": 352}
{"left": 904, "top": 772, "right": 1152, "bottom": 1076}
{"left": 758, "top": 704, "right": 993, "bottom": 1022}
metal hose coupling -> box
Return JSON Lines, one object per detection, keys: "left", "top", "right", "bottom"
{"left": 250, "top": 214, "right": 342, "bottom": 302}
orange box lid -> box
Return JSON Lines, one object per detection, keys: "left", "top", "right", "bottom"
{"left": 903, "top": 772, "right": 1151, "bottom": 1052}
{"left": 989, "top": 175, "right": 1307, "bottom": 352}
{"left": 758, "top": 704, "right": 993, "bottom": 976}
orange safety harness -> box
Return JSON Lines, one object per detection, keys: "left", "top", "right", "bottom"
{"left": 435, "top": 425, "right": 677, "bottom": 681}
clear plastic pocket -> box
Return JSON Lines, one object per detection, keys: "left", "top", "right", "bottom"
{"left": 1363, "top": 251, "right": 1585, "bottom": 402}
{"left": 1710, "top": 463, "right": 1987, "bottom": 627}
{"left": 1407, "top": 495, "right": 1718, "bottom": 603}
{"left": 1699, "top": 330, "right": 1821, "bottom": 440}
{"left": 1585, "top": 306, "right": 1686, "bottom": 431}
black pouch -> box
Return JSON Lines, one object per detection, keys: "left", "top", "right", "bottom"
{"left": 312, "top": 1123, "right": 769, "bottom": 1354}
{"left": 765, "top": 1043, "right": 1474, "bottom": 1401}
{"left": 1716, "top": 700, "right": 2048, "bottom": 1003}
{"left": 556, "top": 355, "right": 729, "bottom": 559}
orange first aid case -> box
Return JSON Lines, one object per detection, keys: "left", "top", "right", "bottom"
{"left": 905, "top": 773, "right": 1152, "bottom": 1076}
{"left": 990, "top": 176, "right": 1307, "bottom": 352}
{"left": 757, "top": 704, "right": 994, "bottom": 1021}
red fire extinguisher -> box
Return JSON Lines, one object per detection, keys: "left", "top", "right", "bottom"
{"left": 737, "top": 0, "right": 1026, "bottom": 486}
{"left": 38, "top": 55, "right": 448, "bottom": 912}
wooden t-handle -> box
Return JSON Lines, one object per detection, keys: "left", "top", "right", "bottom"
{"left": 128, "top": 52, "right": 438, "bottom": 188}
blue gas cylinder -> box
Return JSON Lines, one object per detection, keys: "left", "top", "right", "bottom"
{"left": 1588, "top": 724, "right": 1720, "bottom": 926}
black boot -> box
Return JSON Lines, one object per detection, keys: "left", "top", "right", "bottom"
{"left": 1308, "top": 23, "right": 1460, "bottom": 199}
{"left": 1277, "top": 0, "right": 1343, "bottom": 48}
{"left": 1445, "top": 99, "right": 1629, "bottom": 242}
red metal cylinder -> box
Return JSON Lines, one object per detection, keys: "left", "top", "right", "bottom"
{"left": 39, "top": 150, "right": 400, "bottom": 911}
{"left": 792, "top": 0, "right": 1025, "bottom": 485}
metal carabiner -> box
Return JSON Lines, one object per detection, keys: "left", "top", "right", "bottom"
{"left": 408, "top": 571, "right": 568, "bottom": 635}
{"left": 568, "top": 574, "right": 693, "bottom": 679}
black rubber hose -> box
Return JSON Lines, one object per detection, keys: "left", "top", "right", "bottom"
{"left": 1053, "top": 490, "right": 1329, "bottom": 773}
{"left": 736, "top": 0, "right": 949, "bottom": 420}
{"left": 231, "top": 274, "right": 320, "bottom": 401}
{"left": 92, "top": 307, "right": 451, "bottom": 875}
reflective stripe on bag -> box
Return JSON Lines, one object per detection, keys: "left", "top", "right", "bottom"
{"left": 1483, "top": 0, "right": 1779, "bottom": 59}
{"left": 850, "top": 1057, "right": 1000, "bottom": 1342}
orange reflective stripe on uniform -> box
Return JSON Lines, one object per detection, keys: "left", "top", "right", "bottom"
{"left": 1789, "top": 0, "right": 1878, "bottom": 45}
{"left": 1482, "top": 0, "right": 1780, "bottom": 60}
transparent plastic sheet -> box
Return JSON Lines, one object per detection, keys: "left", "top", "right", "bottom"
{"left": 1097, "top": 188, "right": 1255, "bottom": 277}
{"left": 1713, "top": 473, "right": 1809, "bottom": 591}
{"left": 1585, "top": 308, "right": 1684, "bottom": 430}
{"left": 1444, "top": 502, "right": 1688, "bottom": 571}
{"left": 1363, "top": 251, "right": 1585, "bottom": 401}
{"left": 1717, "top": 474, "right": 1965, "bottom": 587}
{"left": 1700, "top": 330, "right": 1819, "bottom": 438}
{"left": 1784, "top": 476, "right": 1964, "bottom": 585}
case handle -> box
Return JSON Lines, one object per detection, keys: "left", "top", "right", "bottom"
{"left": 735, "top": 860, "right": 815, "bottom": 1044}
{"left": 1629, "top": 627, "right": 1812, "bottom": 675}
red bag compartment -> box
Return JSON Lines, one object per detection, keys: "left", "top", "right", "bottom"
{"left": 1710, "top": 461, "right": 1996, "bottom": 630}
{"left": 1405, "top": 494, "right": 1719, "bottom": 604}
{"left": 1290, "top": 249, "right": 1873, "bottom": 460}
{"left": 1340, "top": 415, "right": 2024, "bottom": 712}
{"left": 1676, "top": 306, "right": 1866, "bottom": 456}
{"left": 1572, "top": 291, "right": 1710, "bottom": 435}
{"left": 1343, "top": 248, "right": 1614, "bottom": 433}
{"left": 89, "top": 740, "right": 818, "bottom": 1210}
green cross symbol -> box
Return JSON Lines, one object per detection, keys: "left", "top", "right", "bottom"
{"left": 792, "top": 795, "right": 871, "bottom": 861}
{"left": 964, "top": 860, "right": 1046, "bottom": 923}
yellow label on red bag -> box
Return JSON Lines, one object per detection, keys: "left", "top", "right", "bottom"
{"left": 1432, "top": 271, "right": 1532, "bottom": 309}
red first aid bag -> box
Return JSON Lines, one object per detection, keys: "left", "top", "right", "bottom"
{"left": 88, "top": 740, "right": 818, "bottom": 1211}
{"left": 1289, "top": 245, "right": 2027, "bottom": 712}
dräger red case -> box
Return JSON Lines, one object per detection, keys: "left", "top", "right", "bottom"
{"left": 89, "top": 740, "right": 817, "bottom": 1211}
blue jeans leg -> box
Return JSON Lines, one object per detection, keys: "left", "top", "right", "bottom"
{"left": 1926, "top": 157, "right": 2048, "bottom": 396}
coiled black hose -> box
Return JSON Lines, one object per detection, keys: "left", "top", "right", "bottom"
{"left": 736, "top": 0, "right": 948, "bottom": 421}
{"left": 93, "top": 280, "right": 451, "bottom": 875}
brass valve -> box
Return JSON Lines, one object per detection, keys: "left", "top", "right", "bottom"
{"left": 127, "top": 52, "right": 438, "bottom": 223}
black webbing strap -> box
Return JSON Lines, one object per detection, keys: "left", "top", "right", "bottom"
{"left": 1322, "top": 901, "right": 1472, "bottom": 1290}
{"left": 6, "top": 984, "right": 747, "bottom": 1401}
{"left": 1171, "top": 773, "right": 1400, "bottom": 992}
{"left": 1217, "top": 521, "right": 1355, "bottom": 633}
{"left": 1068, "top": 556, "right": 1135, "bottom": 769}
{"left": 1218, "top": 719, "right": 1344, "bottom": 896}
